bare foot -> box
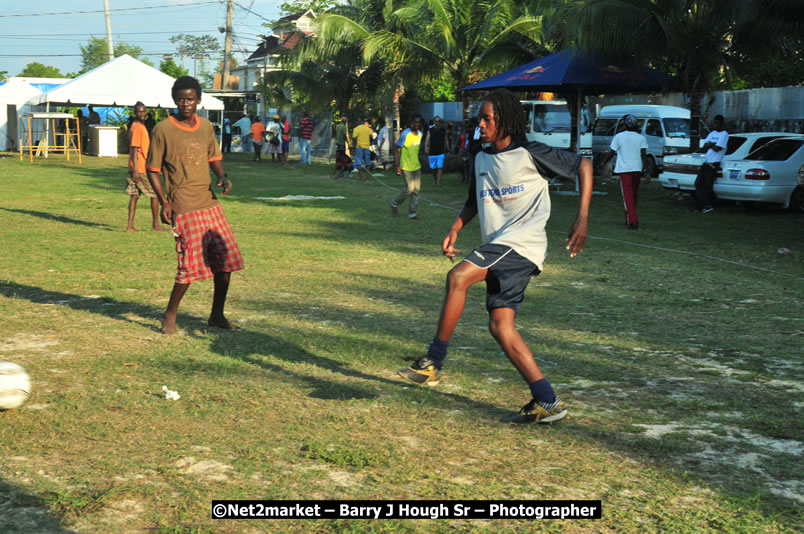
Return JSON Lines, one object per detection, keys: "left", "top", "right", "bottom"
{"left": 208, "top": 315, "right": 240, "bottom": 331}
{"left": 162, "top": 313, "right": 179, "bottom": 335}
{"left": 152, "top": 225, "right": 169, "bottom": 232}
{"left": 125, "top": 227, "right": 138, "bottom": 232}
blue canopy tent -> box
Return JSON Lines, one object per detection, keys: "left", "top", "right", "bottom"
{"left": 462, "top": 49, "right": 674, "bottom": 190}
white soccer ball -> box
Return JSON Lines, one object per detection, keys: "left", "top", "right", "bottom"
{"left": 0, "top": 362, "right": 31, "bottom": 410}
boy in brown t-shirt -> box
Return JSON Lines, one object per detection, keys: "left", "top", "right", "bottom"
{"left": 146, "top": 76, "right": 244, "bottom": 335}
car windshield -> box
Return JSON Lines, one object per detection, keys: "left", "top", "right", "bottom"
{"left": 663, "top": 118, "right": 691, "bottom": 138}
{"left": 744, "top": 138, "right": 804, "bottom": 161}
{"left": 593, "top": 118, "right": 617, "bottom": 136}
{"left": 531, "top": 104, "right": 571, "bottom": 132}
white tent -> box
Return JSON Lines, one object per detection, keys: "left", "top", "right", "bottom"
{"left": 0, "top": 79, "right": 43, "bottom": 151}
{"left": 31, "top": 55, "right": 224, "bottom": 110}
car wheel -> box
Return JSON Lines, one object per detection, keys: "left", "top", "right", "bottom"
{"left": 646, "top": 156, "right": 657, "bottom": 178}
{"left": 789, "top": 186, "right": 804, "bottom": 213}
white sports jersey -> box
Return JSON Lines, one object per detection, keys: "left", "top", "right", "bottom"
{"left": 467, "top": 141, "right": 582, "bottom": 270}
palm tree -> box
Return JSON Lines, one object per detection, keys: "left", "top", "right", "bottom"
{"left": 551, "top": 0, "right": 801, "bottom": 151}
{"left": 365, "top": 0, "right": 545, "bottom": 119}
{"left": 313, "top": 0, "right": 424, "bottom": 137}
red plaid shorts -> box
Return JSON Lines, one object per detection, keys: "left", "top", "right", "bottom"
{"left": 173, "top": 204, "right": 244, "bottom": 284}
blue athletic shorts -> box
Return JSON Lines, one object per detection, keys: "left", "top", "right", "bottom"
{"left": 428, "top": 154, "right": 445, "bottom": 169}
{"left": 462, "top": 243, "right": 540, "bottom": 313}
{"left": 354, "top": 147, "right": 372, "bottom": 167}
{"left": 282, "top": 140, "right": 289, "bottom": 152}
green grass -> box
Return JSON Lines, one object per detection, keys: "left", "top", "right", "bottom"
{"left": 0, "top": 150, "right": 802, "bottom": 533}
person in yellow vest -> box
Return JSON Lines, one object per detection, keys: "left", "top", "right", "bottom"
{"left": 390, "top": 114, "right": 424, "bottom": 219}
{"left": 351, "top": 118, "right": 374, "bottom": 181}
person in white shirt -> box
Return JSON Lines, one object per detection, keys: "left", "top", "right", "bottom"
{"left": 396, "top": 89, "right": 594, "bottom": 425}
{"left": 233, "top": 114, "right": 251, "bottom": 153}
{"left": 693, "top": 115, "right": 728, "bottom": 213}
{"left": 376, "top": 122, "right": 390, "bottom": 169}
{"left": 605, "top": 114, "right": 650, "bottom": 230}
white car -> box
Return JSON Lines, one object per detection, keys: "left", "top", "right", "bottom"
{"left": 715, "top": 136, "right": 804, "bottom": 212}
{"left": 657, "top": 132, "right": 800, "bottom": 192}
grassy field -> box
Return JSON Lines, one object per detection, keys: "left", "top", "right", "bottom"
{"left": 0, "top": 150, "right": 802, "bottom": 533}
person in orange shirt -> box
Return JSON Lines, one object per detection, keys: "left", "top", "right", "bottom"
{"left": 250, "top": 117, "right": 266, "bottom": 162}
{"left": 125, "top": 101, "right": 167, "bottom": 232}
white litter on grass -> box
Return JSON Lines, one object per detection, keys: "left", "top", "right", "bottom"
{"left": 162, "top": 385, "right": 180, "bottom": 400}
{"left": 254, "top": 195, "right": 346, "bottom": 201}
{"left": 768, "top": 481, "right": 804, "bottom": 504}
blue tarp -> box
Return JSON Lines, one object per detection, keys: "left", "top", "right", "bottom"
{"left": 462, "top": 49, "right": 673, "bottom": 94}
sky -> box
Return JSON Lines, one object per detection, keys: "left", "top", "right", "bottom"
{"left": 0, "top": 0, "right": 284, "bottom": 78}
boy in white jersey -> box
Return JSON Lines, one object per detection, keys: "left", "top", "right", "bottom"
{"left": 398, "top": 89, "right": 593, "bottom": 424}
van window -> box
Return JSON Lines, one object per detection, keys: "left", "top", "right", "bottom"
{"left": 593, "top": 118, "right": 617, "bottom": 136}
{"left": 645, "top": 119, "right": 662, "bottom": 137}
{"left": 663, "top": 118, "right": 691, "bottom": 138}
{"left": 615, "top": 118, "right": 644, "bottom": 134}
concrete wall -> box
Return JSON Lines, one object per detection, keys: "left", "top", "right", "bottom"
{"left": 589, "top": 86, "right": 804, "bottom": 133}
{"left": 417, "top": 102, "right": 463, "bottom": 123}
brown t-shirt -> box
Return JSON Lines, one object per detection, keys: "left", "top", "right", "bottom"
{"left": 147, "top": 115, "right": 223, "bottom": 216}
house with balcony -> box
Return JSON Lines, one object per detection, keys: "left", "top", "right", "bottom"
{"left": 217, "top": 10, "right": 315, "bottom": 114}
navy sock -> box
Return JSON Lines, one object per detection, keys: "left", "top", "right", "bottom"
{"left": 426, "top": 337, "right": 449, "bottom": 368}
{"left": 529, "top": 378, "right": 557, "bottom": 404}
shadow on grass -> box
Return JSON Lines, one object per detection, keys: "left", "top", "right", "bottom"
{"left": 0, "top": 207, "right": 114, "bottom": 230}
{"left": 0, "top": 479, "right": 72, "bottom": 533}
{"left": 1, "top": 281, "right": 177, "bottom": 334}
{"left": 0, "top": 280, "right": 513, "bottom": 420}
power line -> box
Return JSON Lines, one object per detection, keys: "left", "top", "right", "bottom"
{"left": 0, "top": 2, "right": 219, "bottom": 18}
{"left": 0, "top": 31, "right": 217, "bottom": 38}
{"left": 233, "top": 1, "right": 275, "bottom": 23}
{"left": 0, "top": 50, "right": 256, "bottom": 58}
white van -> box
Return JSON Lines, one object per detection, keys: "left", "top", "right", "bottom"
{"left": 521, "top": 100, "right": 593, "bottom": 156}
{"left": 592, "top": 105, "right": 708, "bottom": 176}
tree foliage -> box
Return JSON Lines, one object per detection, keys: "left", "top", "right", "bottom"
{"left": 79, "top": 37, "right": 152, "bottom": 72}
{"left": 159, "top": 58, "right": 189, "bottom": 79}
{"left": 18, "top": 62, "right": 63, "bottom": 78}
{"left": 550, "top": 0, "right": 802, "bottom": 149}
{"left": 279, "top": 0, "right": 337, "bottom": 17}
{"left": 169, "top": 34, "right": 220, "bottom": 59}
{"left": 253, "top": 0, "right": 801, "bottom": 135}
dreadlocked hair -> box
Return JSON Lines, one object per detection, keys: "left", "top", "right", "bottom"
{"left": 481, "top": 89, "right": 527, "bottom": 144}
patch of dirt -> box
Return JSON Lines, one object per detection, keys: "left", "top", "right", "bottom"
{"left": 633, "top": 422, "right": 804, "bottom": 504}
{"left": 98, "top": 499, "right": 145, "bottom": 525}
{"left": 174, "top": 457, "right": 232, "bottom": 482}
{"left": 0, "top": 334, "right": 57, "bottom": 353}
{"left": 393, "top": 435, "right": 420, "bottom": 449}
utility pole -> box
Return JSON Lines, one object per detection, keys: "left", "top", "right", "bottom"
{"left": 223, "top": 0, "right": 233, "bottom": 90}
{"left": 103, "top": 0, "right": 114, "bottom": 62}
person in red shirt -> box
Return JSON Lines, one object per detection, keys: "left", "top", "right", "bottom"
{"left": 125, "top": 101, "right": 167, "bottom": 232}
{"left": 281, "top": 114, "right": 290, "bottom": 164}
{"left": 299, "top": 111, "right": 313, "bottom": 164}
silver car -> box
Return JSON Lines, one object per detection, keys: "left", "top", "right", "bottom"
{"left": 657, "top": 132, "right": 800, "bottom": 192}
{"left": 715, "top": 137, "right": 804, "bottom": 212}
